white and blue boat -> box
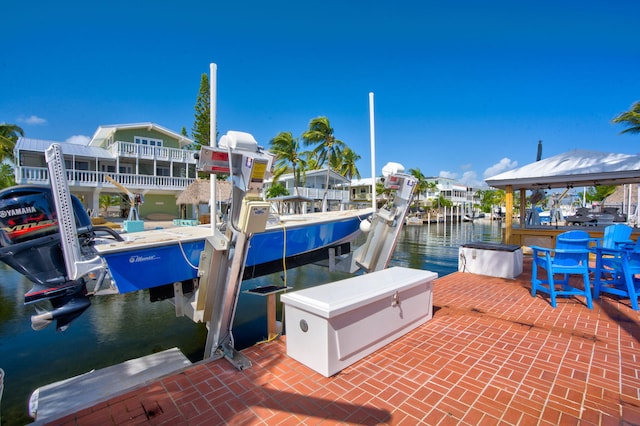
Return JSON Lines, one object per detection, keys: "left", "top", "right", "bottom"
{"left": 95, "top": 209, "right": 370, "bottom": 294}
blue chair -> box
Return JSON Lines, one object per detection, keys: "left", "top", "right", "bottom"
{"left": 590, "top": 223, "right": 633, "bottom": 286}
{"left": 591, "top": 224, "right": 633, "bottom": 251}
{"left": 531, "top": 230, "right": 593, "bottom": 309}
{"left": 592, "top": 240, "right": 640, "bottom": 310}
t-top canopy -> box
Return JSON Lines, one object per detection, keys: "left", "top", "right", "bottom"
{"left": 485, "top": 150, "right": 640, "bottom": 191}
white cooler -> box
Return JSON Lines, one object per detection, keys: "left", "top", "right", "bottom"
{"left": 459, "top": 242, "right": 523, "bottom": 279}
{"left": 280, "top": 267, "right": 436, "bottom": 377}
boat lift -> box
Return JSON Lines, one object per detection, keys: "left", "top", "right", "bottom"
{"left": 187, "top": 131, "right": 275, "bottom": 369}
{"left": 34, "top": 132, "right": 417, "bottom": 371}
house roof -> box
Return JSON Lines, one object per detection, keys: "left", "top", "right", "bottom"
{"left": 485, "top": 150, "right": 640, "bottom": 191}
{"left": 16, "top": 137, "right": 114, "bottom": 159}
{"left": 89, "top": 123, "right": 194, "bottom": 147}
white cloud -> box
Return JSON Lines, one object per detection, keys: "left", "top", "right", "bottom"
{"left": 439, "top": 170, "right": 457, "bottom": 179}
{"left": 65, "top": 135, "right": 90, "bottom": 145}
{"left": 459, "top": 170, "right": 486, "bottom": 188}
{"left": 484, "top": 158, "right": 518, "bottom": 178}
{"left": 18, "top": 115, "right": 47, "bottom": 125}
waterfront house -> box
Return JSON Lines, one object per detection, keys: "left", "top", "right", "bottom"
{"left": 14, "top": 123, "right": 198, "bottom": 219}
{"left": 264, "top": 168, "right": 351, "bottom": 211}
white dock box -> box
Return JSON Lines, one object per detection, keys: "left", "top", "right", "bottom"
{"left": 280, "top": 267, "right": 436, "bottom": 377}
{"left": 459, "top": 242, "right": 523, "bottom": 279}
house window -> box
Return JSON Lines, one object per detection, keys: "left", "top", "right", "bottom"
{"left": 75, "top": 161, "right": 89, "bottom": 171}
{"left": 156, "top": 167, "right": 170, "bottom": 176}
{"left": 119, "top": 165, "right": 133, "bottom": 174}
{"left": 134, "top": 136, "right": 163, "bottom": 147}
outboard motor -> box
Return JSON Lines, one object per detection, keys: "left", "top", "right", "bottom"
{"left": 0, "top": 186, "right": 96, "bottom": 331}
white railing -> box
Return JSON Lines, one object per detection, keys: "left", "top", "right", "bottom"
{"left": 112, "top": 141, "right": 198, "bottom": 163}
{"left": 292, "top": 187, "right": 350, "bottom": 202}
{"left": 16, "top": 166, "right": 195, "bottom": 191}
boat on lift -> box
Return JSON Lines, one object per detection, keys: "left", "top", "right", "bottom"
{"left": 0, "top": 131, "right": 416, "bottom": 334}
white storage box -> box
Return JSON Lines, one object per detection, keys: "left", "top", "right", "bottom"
{"left": 280, "top": 267, "right": 436, "bottom": 377}
{"left": 459, "top": 242, "right": 523, "bottom": 279}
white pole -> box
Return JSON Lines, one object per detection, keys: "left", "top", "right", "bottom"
{"left": 210, "top": 63, "right": 217, "bottom": 232}
{"left": 369, "top": 92, "right": 376, "bottom": 211}
{"left": 627, "top": 184, "right": 632, "bottom": 223}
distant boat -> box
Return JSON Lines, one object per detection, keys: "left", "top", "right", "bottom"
{"left": 463, "top": 212, "right": 485, "bottom": 222}
{"left": 405, "top": 215, "right": 423, "bottom": 226}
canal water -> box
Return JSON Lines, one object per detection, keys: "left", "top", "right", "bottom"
{"left": 0, "top": 220, "right": 502, "bottom": 425}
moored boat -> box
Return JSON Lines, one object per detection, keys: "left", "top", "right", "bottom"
{"left": 95, "top": 208, "right": 371, "bottom": 294}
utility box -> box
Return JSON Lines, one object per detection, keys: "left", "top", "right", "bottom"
{"left": 459, "top": 242, "right": 523, "bottom": 279}
{"left": 281, "top": 267, "right": 436, "bottom": 377}
{"left": 123, "top": 220, "right": 144, "bottom": 233}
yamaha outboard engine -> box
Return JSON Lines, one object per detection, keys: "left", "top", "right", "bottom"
{"left": 0, "top": 186, "right": 95, "bottom": 331}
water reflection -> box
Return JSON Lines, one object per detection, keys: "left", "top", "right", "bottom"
{"left": 392, "top": 220, "right": 503, "bottom": 276}
{"left": 0, "top": 220, "right": 501, "bottom": 425}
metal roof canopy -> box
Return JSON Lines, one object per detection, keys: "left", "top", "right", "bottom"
{"left": 485, "top": 150, "right": 640, "bottom": 191}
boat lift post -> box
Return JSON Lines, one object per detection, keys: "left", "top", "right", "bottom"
{"left": 194, "top": 131, "right": 274, "bottom": 369}
{"left": 349, "top": 162, "right": 417, "bottom": 273}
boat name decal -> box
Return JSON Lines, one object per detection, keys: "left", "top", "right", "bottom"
{"left": 129, "top": 254, "right": 160, "bottom": 264}
{"left": 0, "top": 206, "right": 38, "bottom": 218}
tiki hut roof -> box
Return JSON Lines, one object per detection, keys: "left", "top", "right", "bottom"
{"left": 176, "top": 179, "right": 232, "bottom": 205}
{"left": 603, "top": 184, "right": 639, "bottom": 207}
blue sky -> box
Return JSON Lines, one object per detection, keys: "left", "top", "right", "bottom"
{"left": 2, "top": 0, "right": 639, "bottom": 187}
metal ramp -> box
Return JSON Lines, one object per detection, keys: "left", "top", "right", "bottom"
{"left": 29, "top": 348, "right": 191, "bottom": 424}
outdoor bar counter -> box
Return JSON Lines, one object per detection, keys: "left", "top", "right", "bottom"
{"left": 506, "top": 224, "right": 640, "bottom": 248}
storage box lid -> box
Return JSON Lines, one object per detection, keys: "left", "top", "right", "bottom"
{"left": 280, "top": 266, "right": 436, "bottom": 318}
{"left": 461, "top": 242, "right": 521, "bottom": 252}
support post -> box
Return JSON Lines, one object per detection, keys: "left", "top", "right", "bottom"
{"left": 505, "top": 185, "right": 513, "bottom": 244}
{"left": 267, "top": 293, "right": 277, "bottom": 340}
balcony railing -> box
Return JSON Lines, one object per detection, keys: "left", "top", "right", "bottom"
{"left": 15, "top": 166, "right": 195, "bottom": 191}
{"left": 290, "top": 187, "right": 350, "bottom": 202}
{"left": 111, "top": 141, "right": 198, "bottom": 163}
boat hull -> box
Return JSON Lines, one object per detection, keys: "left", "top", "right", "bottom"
{"left": 102, "top": 240, "right": 205, "bottom": 293}
{"left": 100, "top": 211, "right": 369, "bottom": 293}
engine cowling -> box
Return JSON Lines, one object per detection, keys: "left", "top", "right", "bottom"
{"left": 0, "top": 185, "right": 94, "bottom": 331}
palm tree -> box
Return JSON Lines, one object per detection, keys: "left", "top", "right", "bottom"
{"left": 612, "top": 101, "right": 640, "bottom": 135}
{"left": 0, "top": 163, "right": 15, "bottom": 189}
{"left": 265, "top": 182, "right": 289, "bottom": 199}
{"left": 269, "top": 131, "right": 306, "bottom": 195}
{"left": 408, "top": 167, "right": 429, "bottom": 211}
{"left": 302, "top": 117, "right": 346, "bottom": 211}
{"left": 338, "top": 147, "right": 361, "bottom": 180}
{"left": 303, "top": 150, "right": 321, "bottom": 171}
{"left": 0, "top": 123, "right": 24, "bottom": 163}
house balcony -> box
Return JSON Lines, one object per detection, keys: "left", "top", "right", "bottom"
{"left": 291, "top": 187, "right": 351, "bottom": 203}
{"left": 15, "top": 166, "right": 195, "bottom": 192}
{"left": 110, "top": 141, "right": 198, "bottom": 163}
{"left": 351, "top": 193, "right": 372, "bottom": 201}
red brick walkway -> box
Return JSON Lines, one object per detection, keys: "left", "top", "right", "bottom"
{"left": 50, "top": 259, "right": 640, "bottom": 425}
